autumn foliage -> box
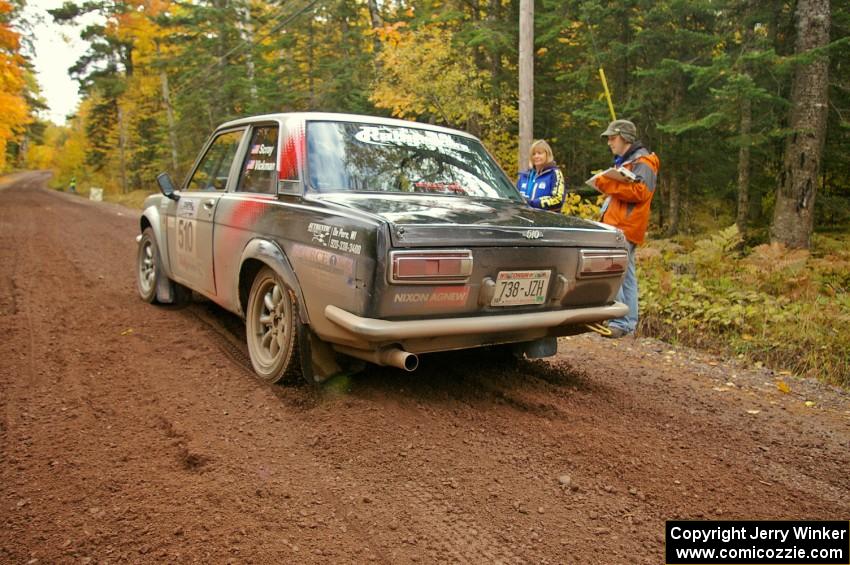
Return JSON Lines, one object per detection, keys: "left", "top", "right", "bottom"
{"left": 0, "top": 0, "right": 29, "bottom": 171}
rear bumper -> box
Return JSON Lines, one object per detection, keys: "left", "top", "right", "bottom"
{"left": 324, "top": 302, "right": 628, "bottom": 341}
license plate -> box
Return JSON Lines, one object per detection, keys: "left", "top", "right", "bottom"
{"left": 491, "top": 270, "right": 551, "bottom": 306}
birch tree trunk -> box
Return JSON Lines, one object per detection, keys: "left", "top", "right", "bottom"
{"left": 666, "top": 169, "right": 680, "bottom": 237}
{"left": 160, "top": 71, "right": 179, "bottom": 173}
{"left": 770, "top": 0, "right": 830, "bottom": 249}
{"left": 366, "top": 0, "right": 383, "bottom": 72}
{"left": 736, "top": 95, "right": 752, "bottom": 232}
{"left": 117, "top": 105, "right": 128, "bottom": 194}
{"left": 238, "top": 2, "right": 257, "bottom": 104}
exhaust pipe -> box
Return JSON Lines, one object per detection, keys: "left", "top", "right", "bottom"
{"left": 333, "top": 345, "right": 419, "bottom": 372}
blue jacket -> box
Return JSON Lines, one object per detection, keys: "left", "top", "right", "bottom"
{"left": 517, "top": 164, "right": 565, "bottom": 211}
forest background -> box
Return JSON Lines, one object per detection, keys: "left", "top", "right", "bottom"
{"left": 2, "top": 0, "right": 849, "bottom": 385}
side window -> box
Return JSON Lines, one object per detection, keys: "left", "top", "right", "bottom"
{"left": 187, "top": 129, "right": 244, "bottom": 191}
{"left": 237, "top": 125, "right": 279, "bottom": 194}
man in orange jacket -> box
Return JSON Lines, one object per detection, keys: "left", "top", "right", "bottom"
{"left": 590, "top": 119, "right": 660, "bottom": 338}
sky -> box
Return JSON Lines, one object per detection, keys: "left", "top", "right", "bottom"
{"left": 23, "top": 0, "right": 96, "bottom": 125}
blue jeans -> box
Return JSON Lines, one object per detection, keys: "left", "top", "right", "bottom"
{"left": 609, "top": 241, "right": 638, "bottom": 334}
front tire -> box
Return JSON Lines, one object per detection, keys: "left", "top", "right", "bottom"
{"left": 137, "top": 227, "right": 161, "bottom": 303}
{"left": 136, "top": 227, "right": 191, "bottom": 306}
{"left": 245, "top": 266, "right": 301, "bottom": 383}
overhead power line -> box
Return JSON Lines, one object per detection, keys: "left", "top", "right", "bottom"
{"left": 168, "top": 0, "right": 321, "bottom": 98}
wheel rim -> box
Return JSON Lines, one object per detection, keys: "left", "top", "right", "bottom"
{"left": 250, "top": 276, "right": 291, "bottom": 367}
{"left": 138, "top": 239, "right": 156, "bottom": 294}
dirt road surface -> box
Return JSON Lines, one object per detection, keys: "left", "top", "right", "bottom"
{"left": 1, "top": 172, "right": 848, "bottom": 564}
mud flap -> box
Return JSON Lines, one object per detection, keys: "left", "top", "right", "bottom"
{"left": 298, "top": 327, "right": 365, "bottom": 385}
{"left": 155, "top": 272, "right": 176, "bottom": 303}
{"left": 511, "top": 337, "right": 558, "bottom": 359}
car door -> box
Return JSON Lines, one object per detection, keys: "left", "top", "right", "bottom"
{"left": 211, "top": 123, "right": 282, "bottom": 309}
{"left": 167, "top": 127, "right": 246, "bottom": 296}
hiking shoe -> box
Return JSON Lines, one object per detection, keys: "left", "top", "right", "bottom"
{"left": 603, "top": 326, "right": 630, "bottom": 339}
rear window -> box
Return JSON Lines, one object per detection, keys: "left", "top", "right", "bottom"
{"left": 306, "top": 121, "right": 521, "bottom": 201}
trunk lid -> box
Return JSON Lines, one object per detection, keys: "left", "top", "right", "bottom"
{"left": 313, "top": 193, "right": 624, "bottom": 248}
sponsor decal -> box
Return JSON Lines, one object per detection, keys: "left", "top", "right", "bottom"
{"left": 354, "top": 126, "right": 471, "bottom": 154}
{"left": 307, "top": 222, "right": 362, "bottom": 255}
{"left": 291, "top": 244, "right": 354, "bottom": 276}
{"left": 178, "top": 198, "right": 197, "bottom": 219}
{"left": 250, "top": 143, "right": 275, "bottom": 156}
{"left": 246, "top": 143, "right": 277, "bottom": 172}
{"left": 392, "top": 286, "right": 470, "bottom": 308}
{"left": 245, "top": 160, "right": 276, "bottom": 171}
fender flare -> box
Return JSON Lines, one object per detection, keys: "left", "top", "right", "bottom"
{"left": 238, "top": 239, "right": 310, "bottom": 325}
{"left": 140, "top": 206, "right": 176, "bottom": 280}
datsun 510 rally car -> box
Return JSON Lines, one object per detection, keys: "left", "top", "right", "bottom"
{"left": 136, "top": 112, "right": 629, "bottom": 384}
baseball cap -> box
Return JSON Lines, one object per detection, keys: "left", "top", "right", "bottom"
{"left": 600, "top": 119, "right": 637, "bottom": 142}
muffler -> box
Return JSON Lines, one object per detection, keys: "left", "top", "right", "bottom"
{"left": 332, "top": 345, "right": 419, "bottom": 372}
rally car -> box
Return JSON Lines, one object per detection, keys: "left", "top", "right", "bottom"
{"left": 136, "top": 112, "right": 628, "bottom": 384}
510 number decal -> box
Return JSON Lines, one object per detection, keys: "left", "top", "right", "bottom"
{"left": 177, "top": 218, "right": 195, "bottom": 253}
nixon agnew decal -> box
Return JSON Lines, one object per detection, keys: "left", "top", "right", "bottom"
{"left": 523, "top": 229, "right": 543, "bottom": 240}
{"left": 393, "top": 286, "right": 470, "bottom": 307}
{"left": 307, "top": 222, "right": 362, "bottom": 255}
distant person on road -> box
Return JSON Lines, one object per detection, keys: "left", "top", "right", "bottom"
{"left": 68, "top": 176, "right": 77, "bottom": 193}
{"left": 516, "top": 140, "right": 565, "bottom": 212}
{"left": 589, "top": 119, "right": 660, "bottom": 339}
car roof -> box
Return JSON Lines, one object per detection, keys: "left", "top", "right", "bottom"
{"left": 217, "top": 112, "right": 479, "bottom": 141}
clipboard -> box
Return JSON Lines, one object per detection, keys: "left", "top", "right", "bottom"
{"left": 585, "top": 166, "right": 637, "bottom": 189}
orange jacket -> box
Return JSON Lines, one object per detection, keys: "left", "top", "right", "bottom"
{"left": 593, "top": 147, "right": 660, "bottom": 245}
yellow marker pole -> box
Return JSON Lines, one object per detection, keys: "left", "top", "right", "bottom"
{"left": 599, "top": 68, "right": 616, "bottom": 121}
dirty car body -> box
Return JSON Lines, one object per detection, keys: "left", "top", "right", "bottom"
{"left": 136, "top": 112, "right": 629, "bottom": 383}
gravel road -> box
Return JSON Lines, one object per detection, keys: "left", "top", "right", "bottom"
{"left": 1, "top": 172, "right": 848, "bottom": 564}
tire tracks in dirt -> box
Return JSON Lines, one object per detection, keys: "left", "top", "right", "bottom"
{"left": 189, "top": 300, "right": 534, "bottom": 562}
{"left": 3, "top": 173, "right": 849, "bottom": 564}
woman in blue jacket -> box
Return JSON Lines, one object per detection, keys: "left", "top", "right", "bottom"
{"left": 516, "top": 140, "right": 565, "bottom": 211}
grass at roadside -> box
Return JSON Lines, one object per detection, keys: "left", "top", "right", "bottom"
{"left": 638, "top": 226, "right": 849, "bottom": 387}
{"left": 104, "top": 189, "right": 156, "bottom": 209}
{"left": 58, "top": 185, "right": 155, "bottom": 210}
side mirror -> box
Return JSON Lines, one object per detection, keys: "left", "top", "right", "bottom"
{"left": 156, "top": 172, "right": 179, "bottom": 201}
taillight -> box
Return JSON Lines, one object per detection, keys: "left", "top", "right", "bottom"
{"left": 577, "top": 249, "right": 628, "bottom": 278}
{"left": 389, "top": 250, "right": 473, "bottom": 285}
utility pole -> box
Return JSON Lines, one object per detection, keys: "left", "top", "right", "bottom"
{"left": 518, "top": 0, "right": 533, "bottom": 173}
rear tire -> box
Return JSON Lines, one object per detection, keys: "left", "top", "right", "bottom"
{"left": 245, "top": 266, "right": 301, "bottom": 383}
